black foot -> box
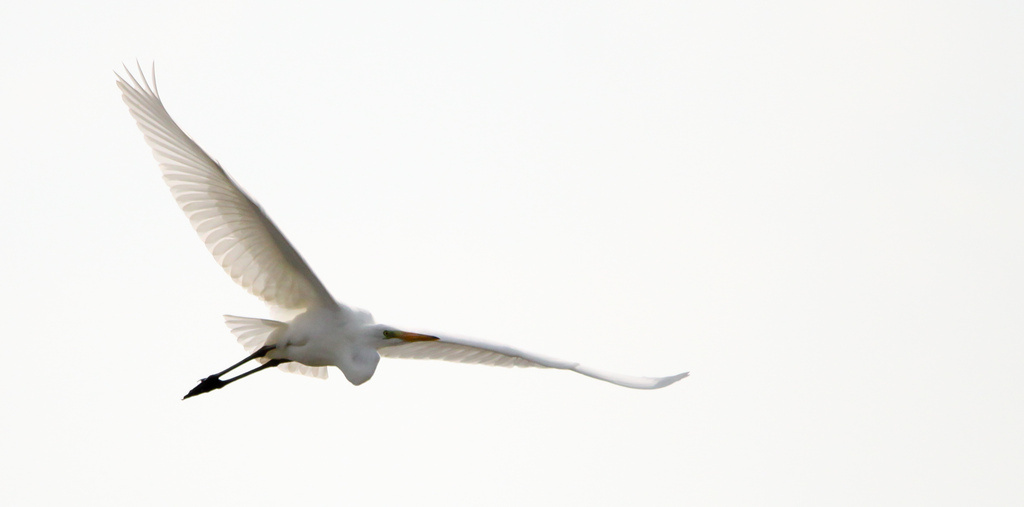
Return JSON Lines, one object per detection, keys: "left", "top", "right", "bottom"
{"left": 183, "top": 375, "right": 226, "bottom": 400}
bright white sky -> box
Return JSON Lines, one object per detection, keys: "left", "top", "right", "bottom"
{"left": 1, "top": 1, "right": 1021, "bottom": 505}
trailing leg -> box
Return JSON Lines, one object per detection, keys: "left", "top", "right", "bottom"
{"left": 183, "top": 346, "right": 283, "bottom": 400}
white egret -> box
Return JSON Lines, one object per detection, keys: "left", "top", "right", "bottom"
{"left": 117, "top": 64, "right": 688, "bottom": 399}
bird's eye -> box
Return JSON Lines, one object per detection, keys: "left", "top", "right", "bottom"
{"left": 383, "top": 330, "right": 395, "bottom": 338}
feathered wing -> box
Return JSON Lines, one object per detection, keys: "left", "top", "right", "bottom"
{"left": 117, "top": 64, "right": 335, "bottom": 312}
{"left": 379, "top": 335, "right": 688, "bottom": 389}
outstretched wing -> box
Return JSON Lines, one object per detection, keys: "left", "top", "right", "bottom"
{"left": 379, "top": 335, "right": 688, "bottom": 389}
{"left": 117, "top": 64, "right": 335, "bottom": 311}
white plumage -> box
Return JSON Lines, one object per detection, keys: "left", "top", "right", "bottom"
{"left": 117, "top": 63, "right": 688, "bottom": 396}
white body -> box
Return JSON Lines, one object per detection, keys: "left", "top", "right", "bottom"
{"left": 269, "top": 306, "right": 380, "bottom": 385}
{"left": 118, "top": 64, "right": 688, "bottom": 390}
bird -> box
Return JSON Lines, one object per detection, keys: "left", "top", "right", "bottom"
{"left": 116, "top": 63, "right": 689, "bottom": 399}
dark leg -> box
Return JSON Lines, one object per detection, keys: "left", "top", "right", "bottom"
{"left": 215, "top": 345, "right": 274, "bottom": 377}
{"left": 182, "top": 346, "right": 285, "bottom": 400}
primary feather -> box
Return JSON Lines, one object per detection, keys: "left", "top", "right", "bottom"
{"left": 117, "top": 64, "right": 334, "bottom": 312}
{"left": 379, "top": 335, "right": 689, "bottom": 389}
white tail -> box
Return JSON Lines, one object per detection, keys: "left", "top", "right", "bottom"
{"left": 223, "top": 315, "right": 329, "bottom": 379}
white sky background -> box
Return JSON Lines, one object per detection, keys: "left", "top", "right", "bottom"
{"left": 0, "top": 1, "right": 1021, "bottom": 505}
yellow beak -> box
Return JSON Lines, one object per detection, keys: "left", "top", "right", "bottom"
{"left": 384, "top": 330, "right": 440, "bottom": 342}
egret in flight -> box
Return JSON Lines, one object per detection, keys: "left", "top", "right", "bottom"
{"left": 117, "top": 64, "right": 688, "bottom": 399}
